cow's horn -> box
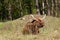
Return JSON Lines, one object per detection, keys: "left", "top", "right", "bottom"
{"left": 39, "top": 14, "right": 46, "bottom": 20}
{"left": 30, "top": 15, "right": 35, "bottom": 19}
{"left": 30, "top": 14, "right": 38, "bottom": 21}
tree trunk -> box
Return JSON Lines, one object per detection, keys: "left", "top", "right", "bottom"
{"left": 36, "top": 0, "right": 40, "bottom": 15}
{"left": 42, "top": 0, "right": 44, "bottom": 14}
{"left": 46, "top": 0, "right": 50, "bottom": 16}
{"left": 57, "top": 0, "right": 60, "bottom": 17}
{"left": 52, "top": 0, "right": 57, "bottom": 17}
{"left": 19, "top": 0, "right": 23, "bottom": 17}
{"left": 8, "top": 3, "right": 12, "bottom": 20}
{"left": 51, "top": 0, "right": 54, "bottom": 16}
{"left": 55, "top": 0, "right": 58, "bottom": 17}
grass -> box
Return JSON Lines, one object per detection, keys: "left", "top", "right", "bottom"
{"left": 0, "top": 15, "right": 60, "bottom": 40}
{"left": 0, "top": 22, "right": 3, "bottom": 27}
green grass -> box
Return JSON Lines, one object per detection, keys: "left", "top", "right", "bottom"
{"left": 0, "top": 22, "right": 4, "bottom": 28}
{"left": 0, "top": 15, "right": 60, "bottom": 40}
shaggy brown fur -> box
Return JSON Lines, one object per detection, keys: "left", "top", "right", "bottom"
{"left": 22, "top": 19, "right": 44, "bottom": 34}
{"left": 22, "top": 14, "right": 46, "bottom": 34}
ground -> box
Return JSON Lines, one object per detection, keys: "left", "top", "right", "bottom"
{"left": 0, "top": 14, "right": 60, "bottom": 40}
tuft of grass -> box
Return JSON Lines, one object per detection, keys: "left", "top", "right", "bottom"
{"left": 0, "top": 22, "right": 4, "bottom": 28}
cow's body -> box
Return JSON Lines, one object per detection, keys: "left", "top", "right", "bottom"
{"left": 22, "top": 20, "right": 44, "bottom": 34}
{"left": 22, "top": 14, "right": 46, "bottom": 34}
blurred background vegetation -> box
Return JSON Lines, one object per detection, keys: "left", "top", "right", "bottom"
{"left": 0, "top": 0, "right": 60, "bottom": 21}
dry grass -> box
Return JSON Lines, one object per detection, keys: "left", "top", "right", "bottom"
{"left": 0, "top": 14, "right": 60, "bottom": 40}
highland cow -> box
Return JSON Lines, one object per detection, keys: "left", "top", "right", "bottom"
{"left": 22, "top": 14, "right": 46, "bottom": 34}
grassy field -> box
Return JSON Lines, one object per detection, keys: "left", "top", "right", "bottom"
{"left": 0, "top": 14, "right": 60, "bottom": 40}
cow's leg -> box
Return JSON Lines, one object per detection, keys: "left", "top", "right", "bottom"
{"left": 38, "top": 30, "right": 39, "bottom": 33}
{"left": 32, "top": 26, "right": 39, "bottom": 34}
{"left": 22, "top": 26, "right": 30, "bottom": 34}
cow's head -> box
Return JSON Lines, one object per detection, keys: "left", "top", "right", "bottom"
{"left": 30, "top": 14, "right": 46, "bottom": 28}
